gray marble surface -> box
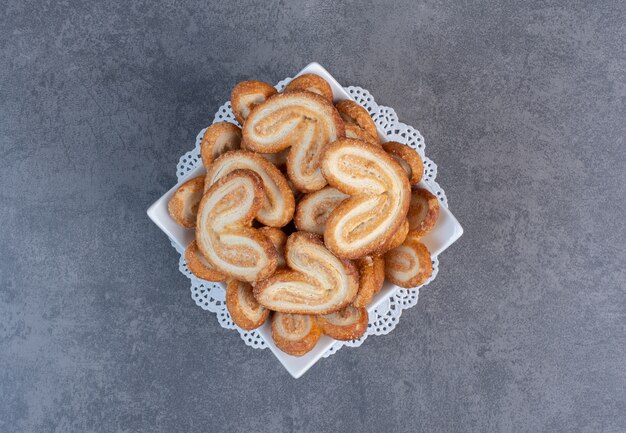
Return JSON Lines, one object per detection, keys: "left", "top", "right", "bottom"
{"left": 1, "top": 1, "right": 625, "bottom": 432}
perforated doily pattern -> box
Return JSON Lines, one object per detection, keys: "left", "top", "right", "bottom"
{"left": 173, "top": 79, "right": 449, "bottom": 355}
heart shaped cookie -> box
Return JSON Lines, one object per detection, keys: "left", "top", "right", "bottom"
{"left": 205, "top": 150, "right": 295, "bottom": 228}
{"left": 254, "top": 232, "right": 359, "bottom": 315}
{"left": 321, "top": 138, "right": 411, "bottom": 259}
{"left": 195, "top": 169, "right": 278, "bottom": 282}
{"left": 242, "top": 91, "right": 345, "bottom": 192}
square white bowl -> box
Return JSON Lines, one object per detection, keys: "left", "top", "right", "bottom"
{"left": 147, "top": 62, "right": 463, "bottom": 378}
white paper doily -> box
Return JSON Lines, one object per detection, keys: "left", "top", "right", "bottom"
{"left": 172, "top": 78, "right": 449, "bottom": 357}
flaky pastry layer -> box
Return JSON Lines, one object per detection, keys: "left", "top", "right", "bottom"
{"left": 195, "top": 170, "right": 278, "bottom": 282}
{"left": 375, "top": 218, "right": 409, "bottom": 255}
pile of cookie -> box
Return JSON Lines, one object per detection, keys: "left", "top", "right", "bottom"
{"left": 168, "top": 74, "right": 440, "bottom": 356}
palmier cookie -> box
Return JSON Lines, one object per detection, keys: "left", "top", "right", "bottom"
{"left": 230, "top": 80, "right": 277, "bottom": 125}
{"left": 375, "top": 218, "right": 409, "bottom": 255}
{"left": 259, "top": 226, "right": 287, "bottom": 268}
{"left": 352, "top": 255, "right": 385, "bottom": 308}
{"left": 384, "top": 233, "right": 433, "bottom": 288}
{"left": 254, "top": 232, "right": 359, "bottom": 315}
{"left": 205, "top": 150, "right": 295, "bottom": 228}
{"left": 283, "top": 73, "right": 333, "bottom": 102}
{"left": 185, "top": 240, "right": 226, "bottom": 282}
{"left": 195, "top": 169, "right": 278, "bottom": 282}
{"left": 318, "top": 305, "right": 368, "bottom": 341}
{"left": 407, "top": 188, "right": 440, "bottom": 237}
{"left": 242, "top": 91, "right": 345, "bottom": 192}
{"left": 335, "top": 100, "right": 378, "bottom": 140}
{"left": 200, "top": 122, "right": 242, "bottom": 168}
{"left": 271, "top": 312, "right": 321, "bottom": 357}
{"left": 168, "top": 175, "right": 205, "bottom": 228}
{"left": 344, "top": 121, "right": 379, "bottom": 145}
{"left": 294, "top": 187, "right": 349, "bottom": 235}
{"left": 382, "top": 142, "right": 424, "bottom": 185}
{"left": 321, "top": 139, "right": 411, "bottom": 259}
{"left": 225, "top": 280, "right": 269, "bottom": 330}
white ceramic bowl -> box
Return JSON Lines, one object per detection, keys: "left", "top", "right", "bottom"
{"left": 147, "top": 62, "right": 463, "bottom": 378}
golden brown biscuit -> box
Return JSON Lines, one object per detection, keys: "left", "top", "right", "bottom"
{"left": 283, "top": 73, "right": 333, "bottom": 102}
{"left": 225, "top": 280, "right": 270, "bottom": 330}
{"left": 321, "top": 139, "right": 411, "bottom": 259}
{"left": 168, "top": 175, "right": 205, "bottom": 228}
{"left": 185, "top": 240, "right": 226, "bottom": 282}
{"left": 384, "top": 233, "right": 433, "bottom": 288}
{"left": 382, "top": 142, "right": 424, "bottom": 185}
{"left": 258, "top": 226, "right": 287, "bottom": 268}
{"left": 352, "top": 255, "right": 385, "bottom": 308}
{"left": 271, "top": 312, "right": 321, "bottom": 357}
{"left": 195, "top": 170, "right": 278, "bottom": 282}
{"left": 344, "top": 121, "right": 379, "bottom": 145}
{"left": 294, "top": 186, "right": 349, "bottom": 235}
{"left": 318, "top": 305, "right": 368, "bottom": 341}
{"left": 254, "top": 232, "right": 359, "bottom": 315}
{"left": 407, "top": 188, "right": 440, "bottom": 237}
{"left": 242, "top": 91, "right": 345, "bottom": 192}
{"left": 205, "top": 150, "right": 295, "bottom": 227}
{"left": 200, "top": 122, "right": 242, "bottom": 168}
{"left": 230, "top": 80, "right": 277, "bottom": 125}
{"left": 335, "top": 100, "right": 378, "bottom": 139}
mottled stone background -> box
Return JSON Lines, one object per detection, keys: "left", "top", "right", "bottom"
{"left": 1, "top": 1, "right": 624, "bottom": 432}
